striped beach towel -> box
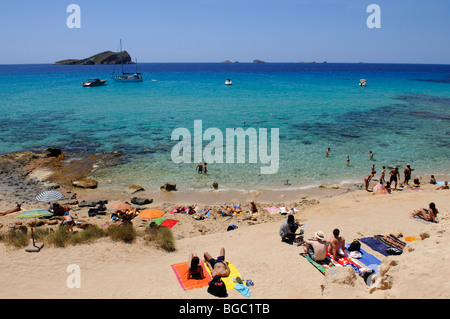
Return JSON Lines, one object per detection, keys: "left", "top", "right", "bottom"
{"left": 300, "top": 253, "right": 335, "bottom": 275}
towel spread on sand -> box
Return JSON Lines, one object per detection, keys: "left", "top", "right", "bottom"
{"left": 359, "top": 237, "right": 390, "bottom": 256}
{"left": 150, "top": 217, "right": 167, "bottom": 226}
{"left": 204, "top": 261, "right": 243, "bottom": 290}
{"left": 374, "top": 234, "right": 406, "bottom": 251}
{"left": 160, "top": 219, "right": 178, "bottom": 228}
{"left": 171, "top": 261, "right": 212, "bottom": 291}
{"left": 410, "top": 215, "right": 437, "bottom": 224}
{"left": 264, "top": 206, "right": 279, "bottom": 214}
{"left": 345, "top": 244, "right": 381, "bottom": 273}
{"left": 300, "top": 253, "right": 335, "bottom": 275}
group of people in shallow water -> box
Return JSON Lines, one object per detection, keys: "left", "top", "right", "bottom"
{"left": 364, "top": 163, "right": 448, "bottom": 194}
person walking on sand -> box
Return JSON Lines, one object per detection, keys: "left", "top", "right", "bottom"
{"left": 196, "top": 162, "right": 203, "bottom": 174}
{"left": 364, "top": 171, "right": 376, "bottom": 191}
{"left": 63, "top": 211, "right": 75, "bottom": 232}
{"left": 403, "top": 164, "right": 414, "bottom": 186}
{"left": 204, "top": 247, "right": 230, "bottom": 278}
{"left": 328, "top": 228, "right": 348, "bottom": 260}
{"left": 389, "top": 167, "right": 400, "bottom": 190}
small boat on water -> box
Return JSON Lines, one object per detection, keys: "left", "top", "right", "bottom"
{"left": 112, "top": 39, "right": 143, "bottom": 82}
{"left": 82, "top": 79, "right": 107, "bottom": 87}
{"left": 359, "top": 79, "right": 367, "bottom": 87}
{"left": 225, "top": 79, "right": 232, "bottom": 85}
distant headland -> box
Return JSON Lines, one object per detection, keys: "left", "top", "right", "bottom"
{"left": 54, "top": 51, "right": 134, "bottom": 65}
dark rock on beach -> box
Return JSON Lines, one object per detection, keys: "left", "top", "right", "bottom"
{"left": 160, "top": 183, "right": 177, "bottom": 192}
{"left": 130, "top": 197, "right": 153, "bottom": 206}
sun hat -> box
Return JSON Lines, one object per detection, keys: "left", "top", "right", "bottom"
{"left": 315, "top": 231, "right": 325, "bottom": 240}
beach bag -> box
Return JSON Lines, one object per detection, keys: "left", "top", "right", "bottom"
{"left": 348, "top": 240, "right": 361, "bottom": 252}
{"left": 207, "top": 277, "right": 228, "bottom": 298}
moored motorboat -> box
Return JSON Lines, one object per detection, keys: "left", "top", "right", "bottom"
{"left": 225, "top": 79, "right": 232, "bottom": 85}
{"left": 82, "top": 79, "right": 107, "bottom": 87}
{"left": 359, "top": 79, "right": 367, "bottom": 87}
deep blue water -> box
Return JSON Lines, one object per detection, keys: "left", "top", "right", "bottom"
{"left": 0, "top": 63, "right": 449, "bottom": 191}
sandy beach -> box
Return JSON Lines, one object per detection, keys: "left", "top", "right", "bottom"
{"left": 0, "top": 150, "right": 449, "bottom": 300}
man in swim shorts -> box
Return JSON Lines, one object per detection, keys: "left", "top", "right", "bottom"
{"left": 204, "top": 247, "right": 230, "bottom": 278}
{"left": 389, "top": 167, "right": 400, "bottom": 189}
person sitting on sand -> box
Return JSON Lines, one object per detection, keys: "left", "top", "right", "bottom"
{"left": 411, "top": 202, "right": 439, "bottom": 223}
{"left": 328, "top": 228, "right": 348, "bottom": 260}
{"left": 63, "top": 211, "right": 75, "bottom": 232}
{"left": 187, "top": 206, "right": 196, "bottom": 215}
{"left": 204, "top": 247, "right": 230, "bottom": 278}
{"left": 121, "top": 208, "right": 139, "bottom": 226}
{"left": 385, "top": 181, "right": 392, "bottom": 194}
{"left": 364, "top": 171, "right": 376, "bottom": 191}
{"left": 233, "top": 203, "right": 242, "bottom": 214}
{"left": 372, "top": 180, "right": 389, "bottom": 195}
{"left": 0, "top": 203, "right": 21, "bottom": 217}
{"left": 188, "top": 253, "right": 204, "bottom": 280}
{"left": 249, "top": 201, "right": 258, "bottom": 215}
{"left": 429, "top": 175, "right": 437, "bottom": 184}
{"left": 50, "top": 203, "right": 69, "bottom": 216}
{"left": 436, "top": 181, "right": 448, "bottom": 190}
{"left": 279, "top": 214, "right": 304, "bottom": 243}
{"left": 389, "top": 167, "right": 400, "bottom": 190}
{"left": 304, "top": 231, "right": 327, "bottom": 262}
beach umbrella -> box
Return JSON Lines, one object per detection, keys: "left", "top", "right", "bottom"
{"left": 139, "top": 209, "right": 164, "bottom": 220}
{"left": 17, "top": 209, "right": 53, "bottom": 250}
{"left": 111, "top": 202, "right": 132, "bottom": 212}
{"left": 36, "top": 190, "right": 64, "bottom": 202}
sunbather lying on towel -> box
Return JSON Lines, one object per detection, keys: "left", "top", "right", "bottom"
{"left": 204, "top": 247, "right": 230, "bottom": 278}
{"left": 411, "top": 202, "right": 439, "bottom": 223}
{"left": 0, "top": 203, "right": 21, "bottom": 216}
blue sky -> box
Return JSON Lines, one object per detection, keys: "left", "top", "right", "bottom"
{"left": 0, "top": 0, "right": 449, "bottom": 64}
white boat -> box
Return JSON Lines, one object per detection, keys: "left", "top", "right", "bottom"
{"left": 225, "top": 79, "right": 232, "bottom": 85}
{"left": 359, "top": 79, "right": 367, "bottom": 87}
{"left": 112, "top": 40, "right": 143, "bottom": 82}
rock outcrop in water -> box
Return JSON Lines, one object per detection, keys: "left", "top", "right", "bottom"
{"left": 54, "top": 51, "right": 133, "bottom": 65}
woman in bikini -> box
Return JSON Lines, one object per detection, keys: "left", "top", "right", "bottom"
{"left": 411, "top": 202, "right": 439, "bottom": 223}
{"left": 188, "top": 253, "right": 204, "bottom": 280}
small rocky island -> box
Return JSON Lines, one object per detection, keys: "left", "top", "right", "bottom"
{"left": 54, "top": 51, "right": 133, "bottom": 65}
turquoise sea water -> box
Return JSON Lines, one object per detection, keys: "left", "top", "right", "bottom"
{"left": 0, "top": 63, "right": 449, "bottom": 191}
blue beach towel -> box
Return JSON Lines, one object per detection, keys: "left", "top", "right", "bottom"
{"left": 346, "top": 244, "right": 382, "bottom": 273}
{"left": 358, "top": 237, "right": 390, "bottom": 257}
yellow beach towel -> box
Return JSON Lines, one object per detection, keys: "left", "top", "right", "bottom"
{"left": 204, "top": 261, "right": 243, "bottom": 290}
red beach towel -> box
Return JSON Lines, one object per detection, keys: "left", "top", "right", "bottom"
{"left": 160, "top": 219, "right": 178, "bottom": 228}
